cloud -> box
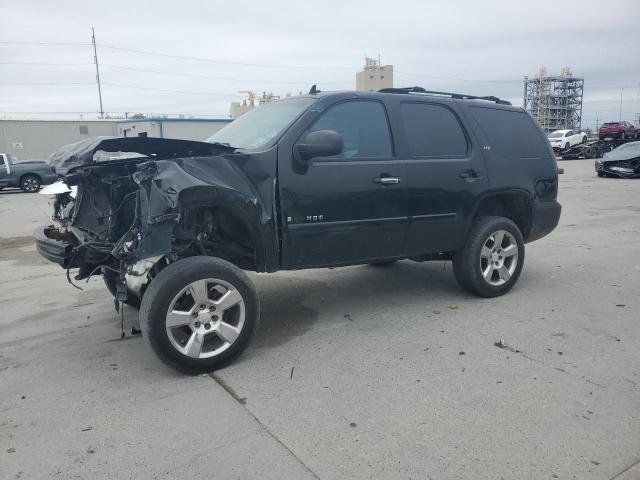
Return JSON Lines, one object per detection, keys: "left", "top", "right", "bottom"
{"left": 1, "top": 0, "right": 638, "bottom": 126}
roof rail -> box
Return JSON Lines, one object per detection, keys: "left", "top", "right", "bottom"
{"left": 378, "top": 86, "right": 512, "bottom": 105}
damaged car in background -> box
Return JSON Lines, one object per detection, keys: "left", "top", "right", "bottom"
{"left": 34, "top": 89, "right": 561, "bottom": 373}
{"left": 595, "top": 141, "right": 640, "bottom": 178}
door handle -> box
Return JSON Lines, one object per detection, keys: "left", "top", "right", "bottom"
{"left": 373, "top": 176, "right": 400, "bottom": 185}
{"left": 459, "top": 169, "right": 482, "bottom": 181}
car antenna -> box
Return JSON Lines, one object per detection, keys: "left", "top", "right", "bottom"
{"left": 309, "top": 84, "right": 320, "bottom": 94}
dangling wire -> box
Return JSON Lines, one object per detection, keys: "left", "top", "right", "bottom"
{"left": 120, "top": 302, "right": 125, "bottom": 338}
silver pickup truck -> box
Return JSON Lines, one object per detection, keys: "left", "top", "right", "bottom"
{"left": 0, "top": 152, "right": 57, "bottom": 192}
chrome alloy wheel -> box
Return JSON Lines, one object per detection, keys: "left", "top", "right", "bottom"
{"left": 22, "top": 177, "right": 39, "bottom": 192}
{"left": 165, "top": 278, "right": 245, "bottom": 359}
{"left": 480, "top": 230, "right": 519, "bottom": 286}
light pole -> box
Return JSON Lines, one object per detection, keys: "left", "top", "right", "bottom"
{"left": 619, "top": 87, "right": 623, "bottom": 122}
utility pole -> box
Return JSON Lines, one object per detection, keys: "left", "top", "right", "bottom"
{"left": 619, "top": 88, "right": 623, "bottom": 122}
{"left": 92, "top": 27, "right": 104, "bottom": 119}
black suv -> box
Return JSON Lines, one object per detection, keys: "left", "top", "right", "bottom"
{"left": 35, "top": 87, "right": 561, "bottom": 373}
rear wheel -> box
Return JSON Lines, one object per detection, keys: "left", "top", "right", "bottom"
{"left": 20, "top": 175, "right": 40, "bottom": 193}
{"left": 140, "top": 256, "right": 259, "bottom": 374}
{"left": 452, "top": 216, "right": 525, "bottom": 297}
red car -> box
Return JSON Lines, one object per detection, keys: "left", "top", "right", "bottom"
{"left": 598, "top": 121, "right": 636, "bottom": 140}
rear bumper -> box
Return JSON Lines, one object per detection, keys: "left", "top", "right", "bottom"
{"left": 527, "top": 201, "right": 561, "bottom": 243}
{"left": 33, "top": 225, "right": 77, "bottom": 268}
{"left": 598, "top": 132, "right": 624, "bottom": 139}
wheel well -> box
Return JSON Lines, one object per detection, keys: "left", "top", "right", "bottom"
{"left": 473, "top": 193, "right": 532, "bottom": 240}
{"left": 174, "top": 205, "right": 259, "bottom": 271}
{"left": 20, "top": 172, "right": 41, "bottom": 184}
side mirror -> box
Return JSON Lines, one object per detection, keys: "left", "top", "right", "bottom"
{"left": 294, "top": 130, "right": 343, "bottom": 164}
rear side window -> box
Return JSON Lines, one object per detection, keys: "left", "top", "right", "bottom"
{"left": 308, "top": 100, "right": 392, "bottom": 159}
{"left": 469, "top": 107, "right": 548, "bottom": 159}
{"left": 401, "top": 103, "right": 468, "bottom": 157}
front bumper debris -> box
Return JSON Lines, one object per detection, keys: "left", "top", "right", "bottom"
{"left": 33, "top": 225, "right": 78, "bottom": 268}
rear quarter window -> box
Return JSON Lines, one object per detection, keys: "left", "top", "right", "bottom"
{"left": 469, "top": 107, "right": 548, "bottom": 159}
{"left": 401, "top": 102, "right": 468, "bottom": 157}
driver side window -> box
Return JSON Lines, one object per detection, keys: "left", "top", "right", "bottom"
{"left": 308, "top": 100, "right": 393, "bottom": 160}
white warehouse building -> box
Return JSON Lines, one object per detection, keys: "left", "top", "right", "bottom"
{"left": 0, "top": 119, "right": 117, "bottom": 161}
{"left": 116, "top": 118, "right": 232, "bottom": 141}
{"left": 0, "top": 117, "right": 233, "bottom": 161}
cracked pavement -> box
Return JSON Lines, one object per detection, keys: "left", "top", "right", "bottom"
{"left": 1, "top": 160, "right": 639, "bottom": 479}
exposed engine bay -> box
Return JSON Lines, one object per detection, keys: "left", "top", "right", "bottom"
{"left": 37, "top": 136, "right": 278, "bottom": 302}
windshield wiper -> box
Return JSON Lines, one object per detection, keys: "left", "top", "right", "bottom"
{"left": 209, "top": 141, "right": 238, "bottom": 151}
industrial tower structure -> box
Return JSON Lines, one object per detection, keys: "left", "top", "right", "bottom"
{"left": 356, "top": 57, "right": 393, "bottom": 92}
{"left": 523, "top": 67, "right": 584, "bottom": 132}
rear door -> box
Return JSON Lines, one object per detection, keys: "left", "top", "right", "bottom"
{"left": 399, "top": 101, "right": 488, "bottom": 255}
{"left": 279, "top": 99, "right": 408, "bottom": 268}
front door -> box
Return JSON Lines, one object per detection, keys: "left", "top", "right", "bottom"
{"left": 280, "top": 99, "right": 408, "bottom": 268}
{"left": 398, "top": 101, "right": 489, "bottom": 255}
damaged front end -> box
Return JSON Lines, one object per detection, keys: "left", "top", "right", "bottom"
{"left": 35, "top": 136, "right": 277, "bottom": 303}
{"left": 595, "top": 142, "right": 640, "bottom": 178}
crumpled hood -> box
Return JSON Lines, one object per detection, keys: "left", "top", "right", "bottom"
{"left": 48, "top": 136, "right": 229, "bottom": 175}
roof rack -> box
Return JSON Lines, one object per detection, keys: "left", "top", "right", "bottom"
{"left": 378, "top": 86, "right": 512, "bottom": 105}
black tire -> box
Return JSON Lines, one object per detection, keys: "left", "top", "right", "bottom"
{"left": 597, "top": 172, "right": 605, "bottom": 177}
{"left": 368, "top": 260, "right": 397, "bottom": 266}
{"left": 140, "top": 256, "right": 259, "bottom": 374}
{"left": 452, "top": 216, "right": 525, "bottom": 297}
{"left": 20, "top": 175, "right": 41, "bottom": 193}
{"left": 102, "top": 267, "right": 141, "bottom": 308}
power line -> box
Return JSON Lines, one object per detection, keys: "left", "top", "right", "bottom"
{"left": 102, "top": 82, "right": 242, "bottom": 97}
{"left": 0, "top": 41, "right": 91, "bottom": 46}
{"left": 0, "top": 81, "right": 243, "bottom": 97}
{"left": 0, "top": 61, "right": 92, "bottom": 66}
{"left": 0, "top": 111, "right": 231, "bottom": 117}
{"left": 101, "top": 64, "right": 349, "bottom": 86}
{"left": 97, "top": 44, "right": 357, "bottom": 71}
{"left": 0, "top": 82, "right": 95, "bottom": 86}
{"left": 395, "top": 70, "right": 521, "bottom": 84}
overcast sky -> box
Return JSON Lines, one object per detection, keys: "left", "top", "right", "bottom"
{"left": 1, "top": 0, "right": 638, "bottom": 129}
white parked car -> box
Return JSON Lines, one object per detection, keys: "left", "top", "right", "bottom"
{"left": 547, "top": 129, "right": 588, "bottom": 150}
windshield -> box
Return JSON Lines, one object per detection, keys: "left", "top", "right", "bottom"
{"left": 207, "top": 97, "right": 317, "bottom": 149}
{"left": 548, "top": 131, "right": 566, "bottom": 138}
{"left": 602, "top": 123, "right": 619, "bottom": 127}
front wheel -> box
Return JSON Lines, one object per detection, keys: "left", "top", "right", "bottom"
{"left": 20, "top": 175, "right": 41, "bottom": 193}
{"left": 452, "top": 216, "right": 525, "bottom": 297}
{"left": 140, "top": 256, "right": 259, "bottom": 374}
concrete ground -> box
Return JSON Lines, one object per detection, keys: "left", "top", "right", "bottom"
{"left": 1, "top": 160, "right": 638, "bottom": 480}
